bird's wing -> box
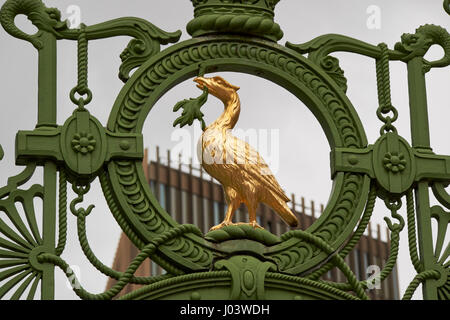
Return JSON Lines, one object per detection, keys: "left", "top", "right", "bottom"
{"left": 223, "top": 134, "right": 290, "bottom": 202}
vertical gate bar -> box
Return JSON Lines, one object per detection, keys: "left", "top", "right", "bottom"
{"left": 407, "top": 58, "right": 432, "bottom": 152}
{"left": 37, "top": 32, "right": 58, "bottom": 128}
{"left": 42, "top": 162, "right": 57, "bottom": 299}
{"left": 407, "top": 56, "right": 438, "bottom": 300}
{"left": 415, "top": 181, "right": 438, "bottom": 299}
{"left": 38, "top": 31, "right": 58, "bottom": 300}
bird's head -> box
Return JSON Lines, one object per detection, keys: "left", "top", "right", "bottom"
{"left": 194, "top": 76, "right": 240, "bottom": 103}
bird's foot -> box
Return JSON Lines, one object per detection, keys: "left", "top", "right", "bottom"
{"left": 250, "top": 221, "right": 263, "bottom": 229}
{"left": 209, "top": 221, "right": 232, "bottom": 232}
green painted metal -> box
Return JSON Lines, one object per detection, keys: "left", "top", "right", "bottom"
{"left": 105, "top": 33, "right": 371, "bottom": 276}
{"left": 187, "top": 0, "right": 284, "bottom": 42}
{"left": 0, "top": 0, "right": 448, "bottom": 300}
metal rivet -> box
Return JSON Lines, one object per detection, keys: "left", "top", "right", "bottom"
{"left": 348, "top": 155, "right": 358, "bottom": 165}
{"left": 120, "top": 140, "right": 130, "bottom": 150}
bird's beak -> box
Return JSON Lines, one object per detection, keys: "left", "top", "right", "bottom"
{"left": 194, "top": 77, "right": 209, "bottom": 91}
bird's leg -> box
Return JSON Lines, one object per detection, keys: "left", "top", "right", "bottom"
{"left": 248, "top": 203, "right": 263, "bottom": 229}
{"left": 212, "top": 205, "right": 234, "bottom": 230}
{"left": 209, "top": 205, "right": 235, "bottom": 231}
{"left": 223, "top": 203, "right": 235, "bottom": 225}
{"left": 210, "top": 187, "right": 238, "bottom": 231}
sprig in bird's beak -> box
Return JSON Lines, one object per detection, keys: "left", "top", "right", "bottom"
{"left": 194, "top": 77, "right": 209, "bottom": 91}
{"left": 172, "top": 82, "right": 209, "bottom": 131}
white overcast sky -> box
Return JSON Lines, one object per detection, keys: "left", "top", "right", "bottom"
{"left": 0, "top": 0, "right": 448, "bottom": 300}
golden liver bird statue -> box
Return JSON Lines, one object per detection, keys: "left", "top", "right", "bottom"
{"left": 175, "top": 75, "right": 299, "bottom": 231}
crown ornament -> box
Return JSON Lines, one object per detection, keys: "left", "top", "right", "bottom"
{"left": 187, "top": 0, "right": 283, "bottom": 42}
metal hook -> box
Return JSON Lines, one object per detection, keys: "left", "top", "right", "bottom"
{"left": 70, "top": 183, "right": 95, "bottom": 217}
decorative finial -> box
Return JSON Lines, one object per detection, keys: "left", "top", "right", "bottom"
{"left": 187, "top": 0, "right": 283, "bottom": 42}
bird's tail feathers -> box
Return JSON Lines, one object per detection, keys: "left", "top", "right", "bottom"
{"left": 269, "top": 194, "right": 299, "bottom": 228}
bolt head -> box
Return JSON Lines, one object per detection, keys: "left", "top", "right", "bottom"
{"left": 120, "top": 140, "right": 130, "bottom": 150}
{"left": 348, "top": 155, "right": 358, "bottom": 165}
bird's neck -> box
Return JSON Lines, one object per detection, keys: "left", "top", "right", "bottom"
{"left": 211, "top": 93, "right": 240, "bottom": 130}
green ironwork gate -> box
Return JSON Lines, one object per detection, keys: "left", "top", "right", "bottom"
{"left": 0, "top": 0, "right": 449, "bottom": 300}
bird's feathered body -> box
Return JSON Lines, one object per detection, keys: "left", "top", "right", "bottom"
{"left": 192, "top": 76, "right": 299, "bottom": 231}
{"left": 199, "top": 128, "right": 290, "bottom": 203}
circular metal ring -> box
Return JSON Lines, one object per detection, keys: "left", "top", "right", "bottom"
{"left": 70, "top": 87, "right": 93, "bottom": 106}
{"left": 103, "top": 36, "right": 370, "bottom": 275}
{"left": 376, "top": 105, "right": 398, "bottom": 123}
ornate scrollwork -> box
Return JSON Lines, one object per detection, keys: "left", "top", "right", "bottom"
{"left": 286, "top": 24, "right": 450, "bottom": 70}
{"left": 0, "top": 163, "right": 44, "bottom": 299}
{"left": 286, "top": 25, "right": 450, "bottom": 90}
{"left": 403, "top": 190, "right": 450, "bottom": 300}
{"left": 112, "top": 39, "right": 365, "bottom": 148}
{"left": 89, "top": 18, "right": 182, "bottom": 82}
{"left": 286, "top": 34, "right": 407, "bottom": 94}
{"left": 110, "top": 160, "right": 213, "bottom": 270}
{"left": 430, "top": 205, "right": 450, "bottom": 300}
{"left": 433, "top": 183, "right": 450, "bottom": 210}
{"left": 394, "top": 24, "right": 450, "bottom": 69}
{"left": 318, "top": 55, "right": 347, "bottom": 92}
{"left": 287, "top": 34, "right": 404, "bottom": 61}
{"left": 0, "top": 0, "right": 182, "bottom": 82}
{"left": 104, "top": 36, "right": 369, "bottom": 276}
{"left": 1, "top": 0, "right": 448, "bottom": 301}
{"left": 268, "top": 173, "right": 365, "bottom": 273}
{"left": 0, "top": 0, "right": 68, "bottom": 49}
